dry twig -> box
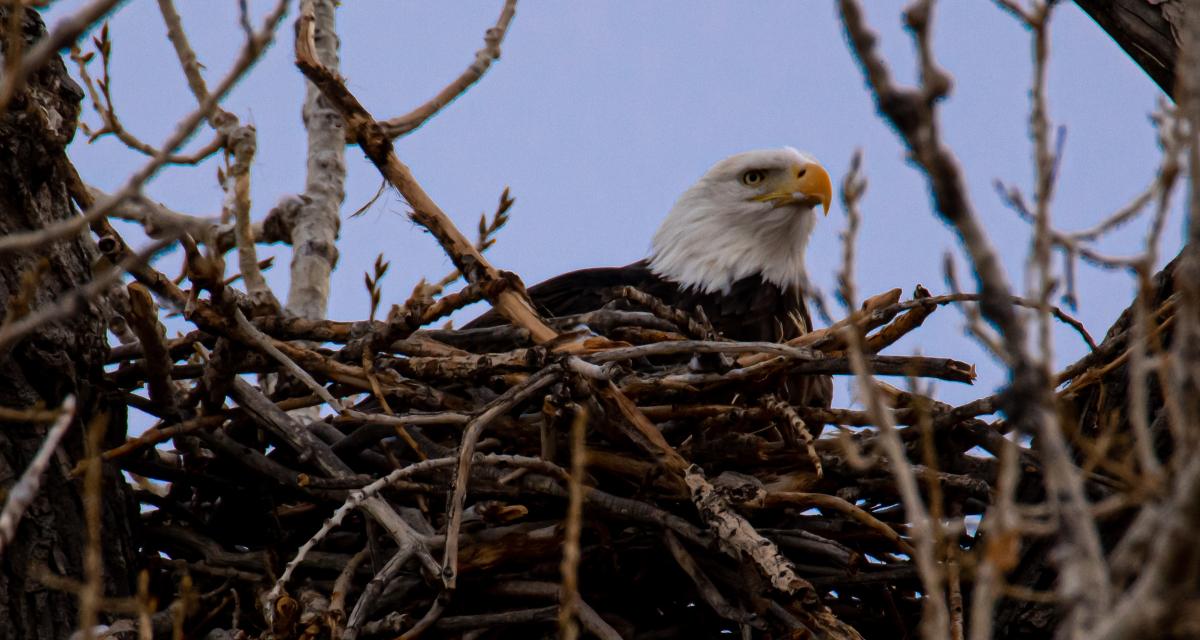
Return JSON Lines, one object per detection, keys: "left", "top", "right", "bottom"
{"left": 0, "top": 397, "right": 76, "bottom": 558}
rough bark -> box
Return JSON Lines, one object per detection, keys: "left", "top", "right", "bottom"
{"left": 0, "top": 8, "right": 136, "bottom": 639}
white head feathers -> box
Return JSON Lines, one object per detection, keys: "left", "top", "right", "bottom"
{"left": 648, "top": 147, "right": 832, "bottom": 295}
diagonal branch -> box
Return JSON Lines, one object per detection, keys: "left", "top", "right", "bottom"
{"left": 292, "top": 11, "right": 685, "bottom": 433}
{"left": 0, "top": 0, "right": 121, "bottom": 111}
{"left": 0, "top": 396, "right": 76, "bottom": 558}
{"left": 0, "top": 0, "right": 290, "bottom": 256}
{"left": 378, "top": 0, "right": 518, "bottom": 139}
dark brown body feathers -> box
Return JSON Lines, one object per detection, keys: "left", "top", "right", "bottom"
{"left": 467, "top": 260, "right": 833, "bottom": 414}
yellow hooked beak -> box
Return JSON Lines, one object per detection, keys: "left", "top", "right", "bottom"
{"left": 752, "top": 161, "right": 833, "bottom": 215}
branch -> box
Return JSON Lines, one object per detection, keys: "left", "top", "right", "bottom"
{"left": 378, "top": 0, "right": 518, "bottom": 139}
{"left": 286, "top": 0, "right": 346, "bottom": 322}
{"left": 0, "top": 0, "right": 290, "bottom": 256}
{"left": 839, "top": 2, "right": 1111, "bottom": 628}
{"left": 69, "top": 35, "right": 223, "bottom": 165}
{"left": 124, "top": 283, "right": 178, "bottom": 417}
{"left": 0, "top": 0, "right": 121, "bottom": 110}
{"left": 0, "top": 236, "right": 177, "bottom": 356}
{"left": 0, "top": 396, "right": 76, "bottom": 558}
{"left": 294, "top": 3, "right": 684, "bottom": 482}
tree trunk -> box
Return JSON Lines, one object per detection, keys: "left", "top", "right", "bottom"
{"left": 0, "top": 8, "right": 137, "bottom": 638}
{"left": 1073, "top": 0, "right": 1183, "bottom": 97}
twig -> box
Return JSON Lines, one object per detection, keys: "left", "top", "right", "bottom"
{"left": 834, "top": 141, "right": 949, "bottom": 634}
{"left": 74, "top": 415, "right": 223, "bottom": 475}
{"left": 125, "top": 283, "right": 178, "bottom": 417}
{"left": 155, "top": 0, "right": 212, "bottom": 102}
{"left": 0, "top": 406, "right": 61, "bottom": 423}
{"left": 232, "top": 309, "right": 343, "bottom": 412}
{"left": 0, "top": 396, "right": 76, "bottom": 558}
{"left": 0, "top": 0, "right": 290, "bottom": 256}
{"left": 398, "top": 599, "right": 445, "bottom": 640}
{"left": 486, "top": 582, "right": 624, "bottom": 640}
{"left": 662, "top": 531, "right": 757, "bottom": 626}
{"left": 69, "top": 33, "right": 223, "bottom": 165}
{"left": 969, "top": 433, "right": 1021, "bottom": 640}
{"left": 0, "top": 236, "right": 178, "bottom": 356}
{"left": 89, "top": 188, "right": 241, "bottom": 250}
{"left": 844, "top": 320, "right": 950, "bottom": 637}
{"left": 590, "top": 339, "right": 820, "bottom": 363}
{"left": 0, "top": 0, "right": 120, "bottom": 111}
{"left": 840, "top": 4, "right": 1111, "bottom": 628}
{"left": 78, "top": 412, "right": 108, "bottom": 640}
{"left": 294, "top": 2, "right": 680, "bottom": 502}
{"left": 764, "top": 491, "right": 915, "bottom": 556}
{"left": 343, "top": 547, "right": 415, "bottom": 640}
{"left": 558, "top": 406, "right": 587, "bottom": 640}
{"left": 643, "top": 353, "right": 976, "bottom": 387}
{"left": 614, "top": 286, "right": 714, "bottom": 339}
{"left": 944, "top": 254, "right": 1005, "bottom": 360}
{"left": 948, "top": 555, "right": 964, "bottom": 640}
{"left": 734, "top": 288, "right": 902, "bottom": 367}
{"left": 838, "top": 0, "right": 1029, "bottom": 386}
{"left": 760, "top": 394, "right": 822, "bottom": 477}
{"left": 442, "top": 368, "right": 562, "bottom": 589}
{"left": 423, "top": 188, "right": 515, "bottom": 293}
{"left": 224, "top": 125, "right": 278, "bottom": 312}
{"left": 294, "top": 5, "right": 554, "bottom": 344}
{"left": 378, "top": 0, "right": 519, "bottom": 138}
{"left": 262, "top": 455, "right": 476, "bottom": 618}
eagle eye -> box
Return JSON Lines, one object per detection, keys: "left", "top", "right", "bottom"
{"left": 740, "top": 169, "right": 767, "bottom": 186}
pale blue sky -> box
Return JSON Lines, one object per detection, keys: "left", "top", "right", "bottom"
{"left": 49, "top": 1, "right": 1179, "bottom": 408}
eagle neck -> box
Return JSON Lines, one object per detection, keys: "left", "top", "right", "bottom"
{"left": 648, "top": 197, "right": 816, "bottom": 295}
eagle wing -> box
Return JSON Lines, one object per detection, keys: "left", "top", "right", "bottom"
{"left": 465, "top": 260, "right": 672, "bottom": 328}
{"left": 467, "top": 260, "right": 811, "bottom": 333}
{"left": 464, "top": 260, "right": 832, "bottom": 417}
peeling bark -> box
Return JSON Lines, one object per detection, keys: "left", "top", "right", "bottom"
{"left": 287, "top": 0, "right": 346, "bottom": 321}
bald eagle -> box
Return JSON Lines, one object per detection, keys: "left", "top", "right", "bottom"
{"left": 471, "top": 147, "right": 834, "bottom": 412}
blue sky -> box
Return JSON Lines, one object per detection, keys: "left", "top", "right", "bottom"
{"left": 48, "top": 1, "right": 1179, "bottom": 408}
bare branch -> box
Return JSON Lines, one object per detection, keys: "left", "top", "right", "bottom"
{"left": 0, "top": 0, "right": 290, "bottom": 256}
{"left": 839, "top": 3, "right": 1111, "bottom": 629}
{"left": 379, "top": 0, "right": 519, "bottom": 139}
{"left": 0, "top": 0, "right": 120, "bottom": 110}
{"left": 0, "top": 396, "right": 76, "bottom": 558}
{"left": 286, "top": 0, "right": 346, "bottom": 322}
{"left": 557, "top": 407, "right": 587, "bottom": 640}
{"left": 0, "top": 235, "right": 177, "bottom": 355}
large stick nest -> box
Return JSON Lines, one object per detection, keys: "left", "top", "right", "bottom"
{"left": 98, "top": 273, "right": 1080, "bottom": 640}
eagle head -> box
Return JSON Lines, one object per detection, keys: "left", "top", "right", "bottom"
{"left": 648, "top": 147, "right": 832, "bottom": 295}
